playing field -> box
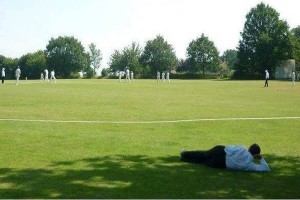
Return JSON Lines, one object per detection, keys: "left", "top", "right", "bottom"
{"left": 0, "top": 79, "right": 299, "bottom": 198}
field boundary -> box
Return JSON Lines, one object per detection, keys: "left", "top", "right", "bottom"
{"left": 0, "top": 116, "right": 300, "bottom": 124}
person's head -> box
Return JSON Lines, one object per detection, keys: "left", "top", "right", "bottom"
{"left": 248, "top": 143, "right": 261, "bottom": 156}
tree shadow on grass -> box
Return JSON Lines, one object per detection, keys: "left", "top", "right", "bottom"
{"left": 0, "top": 154, "right": 299, "bottom": 199}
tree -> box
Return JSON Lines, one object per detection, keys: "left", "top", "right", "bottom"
{"left": 0, "top": 55, "right": 6, "bottom": 71}
{"left": 101, "top": 68, "right": 109, "bottom": 77}
{"left": 88, "top": 43, "right": 102, "bottom": 77}
{"left": 291, "top": 26, "right": 300, "bottom": 73}
{"left": 235, "top": 3, "right": 293, "bottom": 79}
{"left": 45, "top": 36, "right": 89, "bottom": 78}
{"left": 177, "top": 59, "right": 191, "bottom": 73}
{"left": 291, "top": 26, "right": 300, "bottom": 39}
{"left": 108, "top": 42, "right": 143, "bottom": 77}
{"left": 18, "top": 50, "right": 47, "bottom": 79}
{"left": 123, "top": 42, "right": 143, "bottom": 77}
{"left": 0, "top": 55, "right": 19, "bottom": 79}
{"left": 108, "top": 50, "right": 126, "bottom": 73}
{"left": 140, "top": 35, "right": 178, "bottom": 76}
{"left": 221, "top": 49, "right": 237, "bottom": 69}
{"left": 186, "top": 34, "right": 220, "bottom": 75}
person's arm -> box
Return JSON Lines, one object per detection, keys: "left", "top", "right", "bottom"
{"left": 250, "top": 155, "right": 270, "bottom": 172}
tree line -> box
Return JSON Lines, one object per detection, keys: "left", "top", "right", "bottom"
{"left": 0, "top": 3, "right": 299, "bottom": 80}
{"left": 0, "top": 36, "right": 102, "bottom": 79}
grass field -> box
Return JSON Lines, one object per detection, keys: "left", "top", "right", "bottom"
{"left": 0, "top": 79, "right": 299, "bottom": 199}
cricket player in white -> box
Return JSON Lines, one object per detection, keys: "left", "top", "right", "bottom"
{"left": 157, "top": 71, "right": 160, "bottom": 82}
{"left": 130, "top": 71, "right": 134, "bottom": 81}
{"left": 292, "top": 72, "right": 296, "bottom": 86}
{"left": 44, "top": 69, "right": 49, "bottom": 83}
{"left": 166, "top": 72, "right": 170, "bottom": 83}
{"left": 50, "top": 70, "right": 56, "bottom": 83}
{"left": 15, "top": 66, "right": 21, "bottom": 85}
{"left": 40, "top": 72, "right": 44, "bottom": 81}
{"left": 162, "top": 72, "right": 165, "bottom": 82}
{"left": 125, "top": 68, "right": 131, "bottom": 83}
{"left": 1, "top": 68, "right": 5, "bottom": 84}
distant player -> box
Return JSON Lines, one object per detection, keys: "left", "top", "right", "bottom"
{"left": 166, "top": 71, "right": 170, "bottom": 83}
{"left": 264, "top": 70, "right": 269, "bottom": 87}
{"left": 1, "top": 67, "right": 5, "bottom": 84}
{"left": 40, "top": 72, "right": 44, "bottom": 81}
{"left": 292, "top": 71, "right": 296, "bottom": 86}
{"left": 44, "top": 69, "right": 49, "bottom": 83}
{"left": 79, "top": 71, "right": 84, "bottom": 78}
{"left": 50, "top": 70, "right": 56, "bottom": 83}
{"left": 15, "top": 66, "right": 21, "bottom": 85}
{"left": 162, "top": 72, "right": 165, "bottom": 82}
{"left": 130, "top": 71, "right": 134, "bottom": 81}
{"left": 157, "top": 71, "right": 160, "bottom": 82}
{"left": 125, "top": 68, "right": 131, "bottom": 83}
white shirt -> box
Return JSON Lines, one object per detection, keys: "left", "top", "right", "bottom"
{"left": 265, "top": 71, "right": 269, "bottom": 79}
{"left": 44, "top": 69, "right": 49, "bottom": 78}
{"left": 15, "top": 68, "right": 21, "bottom": 77}
{"left": 225, "top": 145, "right": 270, "bottom": 172}
{"left": 1, "top": 68, "right": 5, "bottom": 77}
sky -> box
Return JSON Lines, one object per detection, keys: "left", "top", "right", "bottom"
{"left": 0, "top": 0, "right": 299, "bottom": 69}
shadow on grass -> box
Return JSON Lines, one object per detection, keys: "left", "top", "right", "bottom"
{"left": 0, "top": 154, "right": 299, "bottom": 199}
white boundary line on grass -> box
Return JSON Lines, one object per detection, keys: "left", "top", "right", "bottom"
{"left": 0, "top": 116, "right": 300, "bottom": 124}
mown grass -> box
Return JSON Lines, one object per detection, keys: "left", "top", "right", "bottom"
{"left": 0, "top": 79, "right": 299, "bottom": 198}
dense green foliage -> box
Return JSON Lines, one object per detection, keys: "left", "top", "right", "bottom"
{"left": 140, "top": 35, "right": 178, "bottom": 76}
{"left": 187, "top": 34, "right": 221, "bottom": 75}
{"left": 221, "top": 49, "right": 237, "bottom": 69}
{"left": 45, "top": 36, "right": 89, "bottom": 78}
{"left": 234, "top": 3, "right": 293, "bottom": 79}
{"left": 124, "top": 42, "right": 143, "bottom": 77}
{"left": 0, "top": 79, "right": 299, "bottom": 198}
{"left": 0, "top": 55, "right": 18, "bottom": 79}
{"left": 291, "top": 26, "right": 300, "bottom": 72}
{"left": 18, "top": 50, "right": 47, "bottom": 79}
{"left": 108, "top": 42, "right": 143, "bottom": 77}
{"left": 108, "top": 50, "right": 125, "bottom": 72}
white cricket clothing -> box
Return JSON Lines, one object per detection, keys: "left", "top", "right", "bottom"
{"left": 265, "top": 71, "right": 269, "bottom": 79}
{"left": 15, "top": 68, "right": 21, "bottom": 77}
{"left": 225, "top": 145, "right": 270, "bottom": 172}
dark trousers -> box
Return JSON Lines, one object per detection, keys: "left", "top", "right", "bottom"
{"left": 1, "top": 76, "right": 4, "bottom": 84}
{"left": 180, "top": 145, "right": 226, "bottom": 168}
{"left": 264, "top": 79, "right": 268, "bottom": 87}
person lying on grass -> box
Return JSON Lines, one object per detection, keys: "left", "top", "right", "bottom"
{"left": 180, "top": 143, "right": 270, "bottom": 172}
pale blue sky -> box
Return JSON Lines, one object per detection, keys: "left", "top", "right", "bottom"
{"left": 0, "top": 0, "right": 299, "bottom": 68}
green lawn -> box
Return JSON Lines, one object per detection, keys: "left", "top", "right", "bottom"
{"left": 0, "top": 79, "right": 299, "bottom": 198}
